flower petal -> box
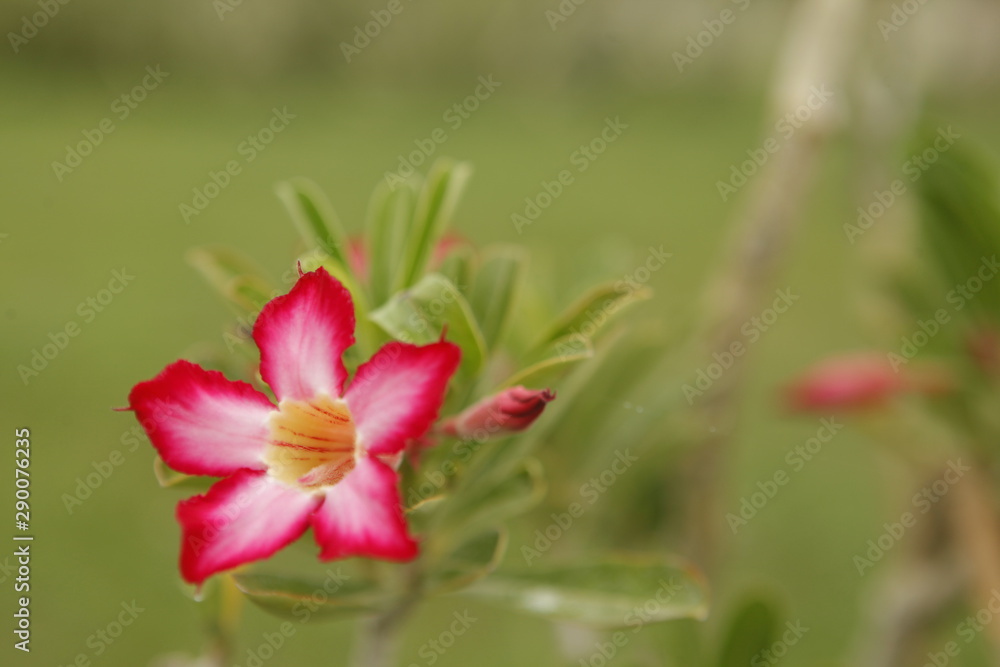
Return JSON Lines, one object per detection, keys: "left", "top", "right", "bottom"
{"left": 253, "top": 268, "right": 356, "bottom": 402}
{"left": 310, "top": 455, "right": 417, "bottom": 561}
{"left": 345, "top": 340, "right": 460, "bottom": 455}
{"left": 129, "top": 360, "right": 275, "bottom": 476}
{"left": 177, "top": 470, "right": 322, "bottom": 584}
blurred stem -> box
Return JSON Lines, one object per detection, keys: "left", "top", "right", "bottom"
{"left": 949, "top": 465, "right": 1000, "bottom": 661}
{"left": 351, "top": 564, "right": 423, "bottom": 667}
{"left": 687, "top": 0, "right": 863, "bottom": 571}
{"left": 207, "top": 574, "right": 244, "bottom": 666}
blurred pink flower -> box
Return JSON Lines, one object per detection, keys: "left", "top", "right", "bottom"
{"left": 785, "top": 352, "right": 951, "bottom": 412}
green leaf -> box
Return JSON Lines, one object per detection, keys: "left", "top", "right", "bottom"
{"left": 369, "top": 273, "right": 487, "bottom": 376}
{"left": 153, "top": 458, "right": 213, "bottom": 491}
{"left": 226, "top": 275, "right": 275, "bottom": 313}
{"left": 427, "top": 528, "right": 507, "bottom": 595}
{"left": 536, "top": 283, "right": 652, "bottom": 349}
{"left": 366, "top": 181, "right": 416, "bottom": 305}
{"left": 398, "top": 159, "right": 472, "bottom": 288}
{"left": 232, "top": 572, "right": 392, "bottom": 622}
{"left": 153, "top": 457, "right": 190, "bottom": 488}
{"left": 186, "top": 246, "right": 277, "bottom": 314}
{"left": 275, "top": 178, "right": 350, "bottom": 271}
{"left": 461, "top": 557, "right": 708, "bottom": 627}
{"left": 441, "top": 459, "right": 545, "bottom": 537}
{"left": 716, "top": 598, "right": 779, "bottom": 667}
{"left": 437, "top": 243, "right": 476, "bottom": 299}
{"left": 500, "top": 334, "right": 594, "bottom": 388}
{"left": 913, "top": 136, "right": 1000, "bottom": 319}
{"left": 470, "top": 247, "right": 526, "bottom": 350}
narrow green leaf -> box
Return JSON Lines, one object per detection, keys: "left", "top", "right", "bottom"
{"left": 437, "top": 243, "right": 476, "bottom": 299}
{"left": 536, "top": 283, "right": 652, "bottom": 349}
{"left": 369, "top": 273, "right": 487, "bottom": 376}
{"left": 226, "top": 275, "right": 276, "bottom": 313}
{"left": 398, "top": 160, "right": 472, "bottom": 288}
{"left": 462, "top": 558, "right": 708, "bottom": 627}
{"left": 470, "top": 247, "right": 526, "bottom": 350}
{"left": 366, "top": 182, "right": 416, "bottom": 305}
{"left": 716, "top": 598, "right": 779, "bottom": 667}
{"left": 427, "top": 528, "right": 507, "bottom": 595}
{"left": 275, "top": 178, "right": 350, "bottom": 270}
{"left": 500, "top": 334, "right": 594, "bottom": 388}
{"left": 186, "top": 246, "right": 277, "bottom": 314}
{"left": 153, "top": 458, "right": 214, "bottom": 492}
{"left": 441, "top": 459, "right": 545, "bottom": 537}
{"left": 232, "top": 573, "right": 392, "bottom": 622}
{"left": 153, "top": 457, "right": 190, "bottom": 488}
{"left": 914, "top": 137, "right": 1000, "bottom": 318}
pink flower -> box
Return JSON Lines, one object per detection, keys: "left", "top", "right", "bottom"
{"left": 785, "top": 352, "right": 951, "bottom": 412}
{"left": 441, "top": 386, "right": 555, "bottom": 439}
{"left": 128, "top": 268, "right": 460, "bottom": 584}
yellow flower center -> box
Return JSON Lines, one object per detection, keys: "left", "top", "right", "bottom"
{"left": 264, "top": 394, "right": 357, "bottom": 488}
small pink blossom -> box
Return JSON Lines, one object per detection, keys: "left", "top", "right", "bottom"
{"left": 785, "top": 352, "right": 952, "bottom": 412}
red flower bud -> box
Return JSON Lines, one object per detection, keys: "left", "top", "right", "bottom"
{"left": 442, "top": 386, "right": 555, "bottom": 439}
{"left": 785, "top": 352, "right": 952, "bottom": 412}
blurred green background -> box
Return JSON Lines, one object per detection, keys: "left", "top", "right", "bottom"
{"left": 3, "top": 0, "right": 1000, "bottom": 665}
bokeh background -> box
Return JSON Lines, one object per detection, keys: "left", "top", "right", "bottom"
{"left": 4, "top": 0, "right": 1000, "bottom": 665}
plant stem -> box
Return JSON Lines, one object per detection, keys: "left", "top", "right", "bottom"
{"left": 351, "top": 565, "right": 423, "bottom": 667}
{"left": 687, "top": 0, "right": 864, "bottom": 572}
{"left": 207, "top": 574, "right": 244, "bottom": 666}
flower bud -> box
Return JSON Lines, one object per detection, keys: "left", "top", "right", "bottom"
{"left": 442, "top": 386, "right": 555, "bottom": 439}
{"left": 785, "top": 352, "right": 952, "bottom": 412}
